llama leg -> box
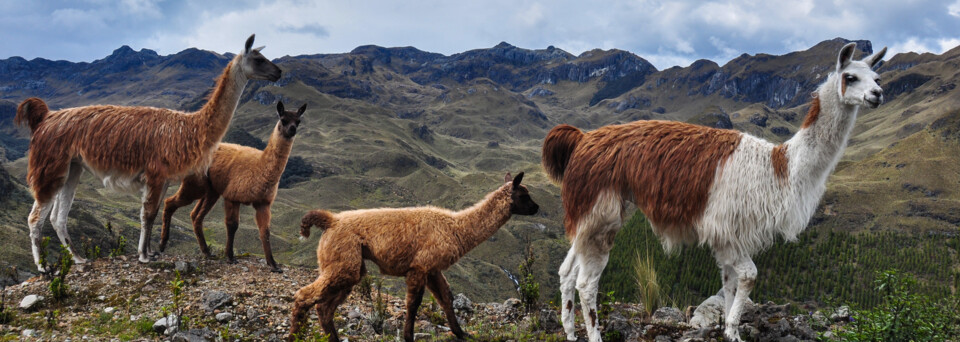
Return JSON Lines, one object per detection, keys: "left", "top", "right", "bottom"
{"left": 576, "top": 248, "right": 611, "bottom": 342}
{"left": 253, "top": 203, "right": 281, "bottom": 272}
{"left": 49, "top": 162, "right": 86, "bottom": 264}
{"left": 319, "top": 287, "right": 353, "bottom": 342}
{"left": 28, "top": 200, "right": 55, "bottom": 272}
{"left": 558, "top": 245, "right": 581, "bottom": 341}
{"left": 223, "top": 200, "right": 240, "bottom": 263}
{"left": 426, "top": 271, "right": 469, "bottom": 339}
{"left": 289, "top": 275, "right": 331, "bottom": 341}
{"left": 159, "top": 184, "right": 203, "bottom": 252}
{"left": 403, "top": 273, "right": 427, "bottom": 342}
{"left": 137, "top": 180, "right": 168, "bottom": 263}
{"left": 721, "top": 264, "right": 737, "bottom": 315}
{"left": 190, "top": 190, "right": 220, "bottom": 257}
{"left": 722, "top": 256, "right": 757, "bottom": 342}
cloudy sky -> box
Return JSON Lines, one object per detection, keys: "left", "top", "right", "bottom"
{"left": 1, "top": 0, "right": 958, "bottom": 70}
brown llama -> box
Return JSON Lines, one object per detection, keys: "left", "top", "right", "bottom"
{"left": 14, "top": 34, "right": 282, "bottom": 270}
{"left": 288, "top": 173, "right": 540, "bottom": 342}
{"left": 158, "top": 101, "right": 307, "bottom": 273}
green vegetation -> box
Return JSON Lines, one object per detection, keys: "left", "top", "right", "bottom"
{"left": 834, "top": 270, "right": 960, "bottom": 341}
{"left": 601, "top": 212, "right": 959, "bottom": 309}
{"left": 634, "top": 250, "right": 672, "bottom": 315}
{"left": 49, "top": 245, "right": 74, "bottom": 302}
{"left": 517, "top": 244, "right": 541, "bottom": 313}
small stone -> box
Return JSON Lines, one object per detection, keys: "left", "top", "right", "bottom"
{"left": 651, "top": 307, "right": 685, "bottom": 326}
{"left": 453, "top": 293, "right": 473, "bottom": 313}
{"left": 97, "top": 295, "right": 106, "bottom": 301}
{"left": 19, "top": 294, "right": 43, "bottom": 310}
{"left": 347, "top": 310, "right": 362, "bottom": 320}
{"left": 216, "top": 312, "right": 233, "bottom": 322}
{"left": 201, "top": 291, "right": 233, "bottom": 313}
{"left": 503, "top": 298, "right": 521, "bottom": 308}
{"left": 690, "top": 295, "right": 724, "bottom": 329}
{"left": 830, "top": 305, "right": 851, "bottom": 322}
{"left": 22, "top": 329, "right": 37, "bottom": 337}
{"left": 414, "top": 333, "right": 431, "bottom": 341}
{"left": 154, "top": 314, "right": 180, "bottom": 336}
{"left": 172, "top": 328, "right": 217, "bottom": 342}
{"left": 175, "top": 261, "right": 197, "bottom": 274}
{"left": 104, "top": 307, "right": 115, "bottom": 314}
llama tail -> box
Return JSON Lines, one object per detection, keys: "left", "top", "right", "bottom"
{"left": 541, "top": 124, "right": 584, "bottom": 183}
{"left": 15, "top": 98, "right": 49, "bottom": 133}
{"left": 300, "top": 209, "right": 334, "bottom": 238}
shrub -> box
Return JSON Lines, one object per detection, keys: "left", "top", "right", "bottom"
{"left": 634, "top": 250, "right": 671, "bottom": 316}
{"left": 50, "top": 245, "right": 74, "bottom": 302}
{"left": 835, "top": 270, "right": 960, "bottom": 341}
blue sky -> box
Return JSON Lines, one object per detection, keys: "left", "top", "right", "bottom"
{"left": 1, "top": 0, "right": 959, "bottom": 70}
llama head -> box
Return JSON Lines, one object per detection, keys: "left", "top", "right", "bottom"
{"left": 835, "top": 42, "right": 887, "bottom": 108}
{"left": 276, "top": 101, "right": 306, "bottom": 139}
{"left": 506, "top": 172, "right": 539, "bottom": 215}
{"left": 240, "top": 34, "right": 282, "bottom": 82}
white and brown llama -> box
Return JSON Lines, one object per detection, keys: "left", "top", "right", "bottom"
{"left": 541, "top": 43, "right": 886, "bottom": 341}
{"left": 158, "top": 101, "right": 307, "bottom": 273}
{"left": 14, "top": 35, "right": 282, "bottom": 270}
{"left": 288, "top": 173, "right": 539, "bottom": 342}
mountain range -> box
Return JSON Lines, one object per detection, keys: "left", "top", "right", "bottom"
{"left": 1, "top": 37, "right": 958, "bottom": 303}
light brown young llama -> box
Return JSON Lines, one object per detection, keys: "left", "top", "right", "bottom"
{"left": 158, "top": 101, "right": 307, "bottom": 273}
{"left": 288, "top": 173, "right": 540, "bottom": 342}
{"left": 14, "top": 35, "right": 281, "bottom": 270}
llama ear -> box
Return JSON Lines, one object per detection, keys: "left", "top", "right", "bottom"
{"left": 297, "top": 104, "right": 307, "bottom": 117}
{"left": 245, "top": 34, "right": 255, "bottom": 54}
{"left": 837, "top": 42, "right": 857, "bottom": 72}
{"left": 512, "top": 172, "right": 524, "bottom": 187}
{"left": 276, "top": 101, "right": 284, "bottom": 116}
{"left": 254, "top": 46, "right": 266, "bottom": 52}
{"left": 504, "top": 172, "right": 512, "bottom": 183}
{"left": 865, "top": 46, "right": 887, "bottom": 69}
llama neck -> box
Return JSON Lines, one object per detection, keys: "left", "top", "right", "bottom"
{"left": 196, "top": 55, "right": 248, "bottom": 150}
{"left": 452, "top": 184, "right": 513, "bottom": 255}
{"left": 785, "top": 75, "right": 859, "bottom": 186}
{"left": 261, "top": 124, "right": 294, "bottom": 181}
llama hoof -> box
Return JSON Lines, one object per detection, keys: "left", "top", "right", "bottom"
{"left": 138, "top": 255, "right": 152, "bottom": 263}
{"left": 72, "top": 256, "right": 88, "bottom": 265}
{"left": 724, "top": 327, "right": 742, "bottom": 342}
{"left": 270, "top": 266, "right": 283, "bottom": 273}
{"left": 226, "top": 258, "right": 238, "bottom": 264}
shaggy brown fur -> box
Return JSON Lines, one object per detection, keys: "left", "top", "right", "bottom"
{"left": 159, "top": 102, "right": 306, "bottom": 272}
{"left": 771, "top": 144, "right": 789, "bottom": 184}
{"left": 16, "top": 34, "right": 281, "bottom": 267}
{"left": 801, "top": 96, "right": 821, "bottom": 129}
{"left": 289, "top": 173, "right": 539, "bottom": 342}
{"left": 542, "top": 120, "right": 742, "bottom": 238}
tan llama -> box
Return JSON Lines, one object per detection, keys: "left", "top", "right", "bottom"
{"left": 15, "top": 34, "right": 281, "bottom": 270}
{"left": 158, "top": 101, "right": 307, "bottom": 273}
{"left": 288, "top": 173, "right": 540, "bottom": 342}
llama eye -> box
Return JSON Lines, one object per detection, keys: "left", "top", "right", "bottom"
{"left": 844, "top": 74, "right": 858, "bottom": 83}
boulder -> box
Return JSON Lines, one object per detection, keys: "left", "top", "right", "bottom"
{"left": 453, "top": 293, "right": 473, "bottom": 313}
{"left": 689, "top": 295, "right": 724, "bottom": 329}
{"left": 153, "top": 314, "right": 180, "bottom": 336}
{"left": 19, "top": 294, "right": 43, "bottom": 311}
{"left": 215, "top": 312, "right": 233, "bottom": 322}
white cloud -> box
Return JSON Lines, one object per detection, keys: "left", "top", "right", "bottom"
{"left": 949, "top": 0, "right": 960, "bottom": 17}
{"left": 515, "top": 2, "right": 545, "bottom": 27}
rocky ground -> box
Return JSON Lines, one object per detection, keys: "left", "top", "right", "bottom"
{"left": 0, "top": 254, "right": 847, "bottom": 341}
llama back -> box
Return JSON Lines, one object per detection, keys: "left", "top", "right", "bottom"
{"left": 558, "top": 120, "right": 742, "bottom": 239}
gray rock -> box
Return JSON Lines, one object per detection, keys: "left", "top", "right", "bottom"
{"left": 654, "top": 335, "right": 672, "bottom": 342}
{"left": 604, "top": 311, "right": 632, "bottom": 337}
{"left": 174, "top": 261, "right": 196, "bottom": 274}
{"left": 201, "top": 291, "right": 233, "bottom": 313}
{"left": 503, "top": 297, "right": 522, "bottom": 309}
{"left": 689, "top": 295, "right": 724, "bottom": 329}
{"left": 154, "top": 314, "right": 180, "bottom": 336}
{"left": 537, "top": 309, "right": 561, "bottom": 333}
{"left": 830, "top": 306, "right": 851, "bottom": 322}
{"left": 172, "top": 328, "right": 217, "bottom": 342}
{"left": 21, "top": 329, "right": 37, "bottom": 337}
{"left": 215, "top": 312, "right": 233, "bottom": 322}
{"left": 104, "top": 307, "right": 115, "bottom": 314}
{"left": 347, "top": 309, "right": 362, "bottom": 320}
{"left": 19, "top": 294, "right": 43, "bottom": 311}
{"left": 651, "top": 307, "right": 685, "bottom": 326}
{"left": 810, "top": 310, "right": 829, "bottom": 329}
{"left": 414, "top": 333, "right": 431, "bottom": 341}
{"left": 453, "top": 293, "right": 473, "bottom": 313}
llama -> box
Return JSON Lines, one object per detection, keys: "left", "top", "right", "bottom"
{"left": 15, "top": 34, "right": 281, "bottom": 270}
{"left": 288, "top": 173, "right": 539, "bottom": 342}
{"left": 541, "top": 43, "right": 886, "bottom": 341}
{"left": 158, "top": 101, "right": 306, "bottom": 273}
